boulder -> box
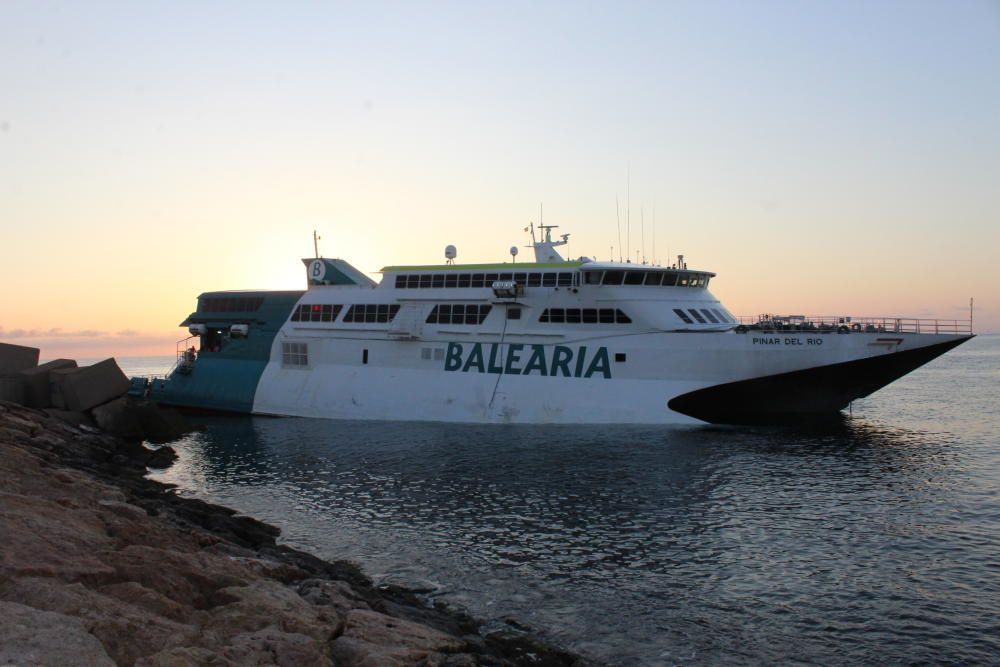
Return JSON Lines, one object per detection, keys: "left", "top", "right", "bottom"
{"left": 147, "top": 445, "right": 178, "bottom": 469}
{"left": 330, "top": 608, "right": 466, "bottom": 667}
{"left": 132, "top": 402, "right": 194, "bottom": 443}
{"left": 0, "top": 375, "right": 26, "bottom": 405}
{"left": 19, "top": 358, "right": 77, "bottom": 408}
{"left": 0, "top": 342, "right": 39, "bottom": 374}
{"left": 92, "top": 396, "right": 145, "bottom": 439}
{"left": 0, "top": 600, "right": 115, "bottom": 667}
{"left": 44, "top": 408, "right": 96, "bottom": 428}
{"left": 51, "top": 358, "right": 129, "bottom": 412}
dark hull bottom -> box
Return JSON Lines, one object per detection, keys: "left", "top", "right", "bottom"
{"left": 668, "top": 336, "right": 973, "bottom": 425}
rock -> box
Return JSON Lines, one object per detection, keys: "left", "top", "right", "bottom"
{"left": 132, "top": 401, "right": 195, "bottom": 443}
{"left": 0, "top": 577, "right": 199, "bottom": 667}
{"left": 19, "top": 359, "right": 77, "bottom": 408}
{"left": 330, "top": 608, "right": 466, "bottom": 667}
{"left": 299, "top": 578, "right": 372, "bottom": 615}
{"left": 44, "top": 407, "right": 96, "bottom": 428}
{"left": 50, "top": 358, "right": 129, "bottom": 412}
{"left": 0, "top": 342, "right": 39, "bottom": 374}
{"left": 0, "top": 375, "right": 26, "bottom": 404}
{"left": 147, "top": 445, "right": 178, "bottom": 469}
{"left": 0, "top": 493, "right": 116, "bottom": 582}
{"left": 103, "top": 545, "right": 251, "bottom": 610}
{"left": 136, "top": 646, "right": 238, "bottom": 666}
{"left": 222, "top": 627, "right": 333, "bottom": 667}
{"left": 0, "top": 600, "right": 115, "bottom": 666}
{"left": 204, "top": 580, "right": 342, "bottom": 645}
{"left": 92, "top": 396, "right": 145, "bottom": 439}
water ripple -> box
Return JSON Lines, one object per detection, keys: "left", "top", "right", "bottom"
{"left": 151, "top": 336, "right": 1000, "bottom": 665}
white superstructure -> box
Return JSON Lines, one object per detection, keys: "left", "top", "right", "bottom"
{"left": 214, "top": 225, "right": 973, "bottom": 425}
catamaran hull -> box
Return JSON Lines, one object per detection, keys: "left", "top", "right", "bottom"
{"left": 247, "top": 331, "right": 972, "bottom": 425}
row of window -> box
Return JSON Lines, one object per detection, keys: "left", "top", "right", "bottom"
{"left": 426, "top": 304, "right": 493, "bottom": 325}
{"left": 291, "top": 304, "right": 343, "bottom": 322}
{"left": 673, "top": 308, "right": 732, "bottom": 325}
{"left": 201, "top": 296, "right": 265, "bottom": 312}
{"left": 343, "top": 304, "right": 401, "bottom": 323}
{"left": 395, "top": 272, "right": 575, "bottom": 289}
{"left": 539, "top": 308, "right": 633, "bottom": 324}
{"left": 290, "top": 302, "right": 730, "bottom": 327}
{"left": 582, "top": 270, "right": 711, "bottom": 288}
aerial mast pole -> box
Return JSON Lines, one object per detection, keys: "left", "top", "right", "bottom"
{"left": 313, "top": 230, "right": 321, "bottom": 258}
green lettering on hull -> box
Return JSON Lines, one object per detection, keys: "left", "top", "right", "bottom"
{"left": 443, "top": 343, "right": 612, "bottom": 379}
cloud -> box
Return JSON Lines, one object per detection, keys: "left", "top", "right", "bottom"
{"left": 0, "top": 327, "right": 180, "bottom": 358}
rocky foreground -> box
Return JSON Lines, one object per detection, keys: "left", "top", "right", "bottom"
{"left": 0, "top": 400, "right": 593, "bottom": 666}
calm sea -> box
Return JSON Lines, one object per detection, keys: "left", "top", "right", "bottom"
{"left": 132, "top": 335, "right": 999, "bottom": 665}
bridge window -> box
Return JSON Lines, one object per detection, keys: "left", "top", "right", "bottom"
{"left": 688, "top": 309, "right": 707, "bottom": 323}
{"left": 281, "top": 342, "right": 308, "bottom": 366}
{"left": 343, "top": 304, "right": 401, "bottom": 323}
{"left": 711, "top": 308, "right": 730, "bottom": 323}
{"left": 392, "top": 271, "right": 578, "bottom": 289}
{"left": 602, "top": 271, "right": 625, "bottom": 285}
{"left": 426, "top": 304, "right": 492, "bottom": 325}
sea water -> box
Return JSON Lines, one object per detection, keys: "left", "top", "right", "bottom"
{"left": 138, "top": 335, "right": 999, "bottom": 665}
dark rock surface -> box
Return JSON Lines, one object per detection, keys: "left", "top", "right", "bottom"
{"left": 0, "top": 400, "right": 594, "bottom": 666}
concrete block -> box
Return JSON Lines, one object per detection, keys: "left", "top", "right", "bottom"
{"left": 50, "top": 359, "right": 129, "bottom": 412}
{"left": 0, "top": 343, "right": 39, "bottom": 374}
{"left": 18, "top": 359, "right": 77, "bottom": 409}
{"left": 91, "top": 396, "right": 144, "bottom": 439}
{"left": 0, "top": 376, "right": 26, "bottom": 405}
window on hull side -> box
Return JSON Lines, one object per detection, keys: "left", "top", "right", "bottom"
{"left": 291, "top": 304, "right": 343, "bottom": 323}
{"left": 425, "top": 304, "right": 492, "bottom": 325}
{"left": 343, "top": 304, "right": 401, "bottom": 323}
{"left": 539, "top": 308, "right": 631, "bottom": 324}
{"left": 700, "top": 309, "right": 719, "bottom": 323}
{"left": 281, "top": 342, "right": 308, "bottom": 366}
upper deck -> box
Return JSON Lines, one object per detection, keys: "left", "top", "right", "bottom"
{"left": 379, "top": 262, "right": 716, "bottom": 291}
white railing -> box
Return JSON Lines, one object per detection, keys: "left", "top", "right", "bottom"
{"left": 735, "top": 315, "right": 972, "bottom": 335}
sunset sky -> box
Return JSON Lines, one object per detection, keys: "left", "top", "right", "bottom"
{"left": 2, "top": 1, "right": 998, "bottom": 357}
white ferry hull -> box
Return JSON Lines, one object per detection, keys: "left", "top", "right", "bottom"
{"left": 252, "top": 331, "right": 971, "bottom": 425}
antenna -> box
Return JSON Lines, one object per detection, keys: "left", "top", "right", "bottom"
{"left": 970, "top": 297, "right": 974, "bottom": 333}
{"left": 313, "top": 230, "right": 322, "bottom": 258}
{"left": 641, "top": 207, "right": 646, "bottom": 264}
{"left": 626, "top": 168, "right": 631, "bottom": 264}
{"left": 652, "top": 201, "right": 656, "bottom": 265}
{"left": 615, "top": 195, "right": 623, "bottom": 263}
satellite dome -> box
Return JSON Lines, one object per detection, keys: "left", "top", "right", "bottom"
{"left": 444, "top": 245, "right": 457, "bottom": 260}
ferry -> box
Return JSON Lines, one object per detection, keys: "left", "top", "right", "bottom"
{"left": 146, "top": 225, "right": 974, "bottom": 425}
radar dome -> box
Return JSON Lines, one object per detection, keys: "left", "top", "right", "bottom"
{"left": 444, "top": 245, "right": 457, "bottom": 260}
{"left": 510, "top": 246, "right": 518, "bottom": 257}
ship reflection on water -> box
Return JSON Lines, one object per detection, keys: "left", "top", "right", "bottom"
{"left": 155, "top": 407, "right": 998, "bottom": 665}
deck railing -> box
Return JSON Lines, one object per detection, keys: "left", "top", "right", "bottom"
{"left": 735, "top": 315, "right": 972, "bottom": 335}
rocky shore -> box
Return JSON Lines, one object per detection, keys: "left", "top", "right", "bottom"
{"left": 0, "top": 398, "right": 592, "bottom": 666}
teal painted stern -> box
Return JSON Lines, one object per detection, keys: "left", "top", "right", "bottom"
{"left": 150, "top": 290, "right": 303, "bottom": 413}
